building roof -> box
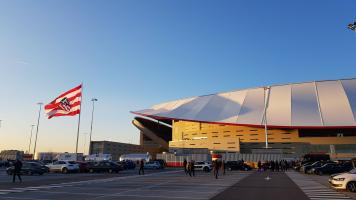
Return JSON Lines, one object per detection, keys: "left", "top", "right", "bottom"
{"left": 132, "top": 78, "right": 356, "bottom": 129}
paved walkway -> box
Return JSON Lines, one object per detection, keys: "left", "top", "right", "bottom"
{"left": 212, "top": 171, "right": 309, "bottom": 200}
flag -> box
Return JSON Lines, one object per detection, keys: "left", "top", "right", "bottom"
{"left": 45, "top": 84, "right": 82, "bottom": 119}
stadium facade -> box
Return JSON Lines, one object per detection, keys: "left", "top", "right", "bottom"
{"left": 132, "top": 79, "right": 356, "bottom": 157}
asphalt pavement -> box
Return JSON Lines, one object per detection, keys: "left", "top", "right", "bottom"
{"left": 212, "top": 171, "right": 309, "bottom": 200}
{"left": 0, "top": 169, "right": 252, "bottom": 200}
{"left": 0, "top": 168, "right": 355, "bottom": 200}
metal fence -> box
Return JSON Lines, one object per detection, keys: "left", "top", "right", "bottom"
{"left": 157, "top": 153, "right": 298, "bottom": 167}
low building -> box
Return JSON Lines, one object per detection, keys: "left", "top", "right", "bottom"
{"left": 36, "top": 152, "right": 61, "bottom": 161}
{"left": 89, "top": 141, "right": 144, "bottom": 160}
{"left": 0, "top": 150, "right": 24, "bottom": 160}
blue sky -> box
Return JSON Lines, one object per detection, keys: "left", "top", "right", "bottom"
{"left": 0, "top": 0, "right": 355, "bottom": 153}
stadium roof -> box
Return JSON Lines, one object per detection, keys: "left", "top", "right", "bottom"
{"left": 132, "top": 78, "right": 356, "bottom": 129}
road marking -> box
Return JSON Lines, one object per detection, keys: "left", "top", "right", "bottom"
{"left": 286, "top": 171, "right": 351, "bottom": 200}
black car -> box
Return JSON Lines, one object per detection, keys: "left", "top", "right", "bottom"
{"left": 304, "top": 161, "right": 334, "bottom": 174}
{"left": 313, "top": 163, "right": 338, "bottom": 175}
{"left": 87, "top": 161, "right": 123, "bottom": 173}
{"left": 312, "top": 161, "right": 353, "bottom": 175}
{"left": 225, "top": 161, "right": 252, "bottom": 171}
{"left": 118, "top": 160, "right": 136, "bottom": 170}
{"left": 6, "top": 162, "right": 47, "bottom": 175}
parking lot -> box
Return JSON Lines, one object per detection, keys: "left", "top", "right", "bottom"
{"left": 1, "top": 167, "right": 355, "bottom": 200}
{"left": 0, "top": 168, "right": 252, "bottom": 200}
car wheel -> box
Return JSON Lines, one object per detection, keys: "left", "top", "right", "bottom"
{"left": 347, "top": 182, "right": 356, "bottom": 193}
{"left": 228, "top": 167, "right": 232, "bottom": 171}
{"left": 89, "top": 169, "right": 94, "bottom": 173}
{"left": 318, "top": 171, "right": 323, "bottom": 176}
{"left": 108, "top": 169, "right": 113, "bottom": 173}
{"left": 39, "top": 172, "right": 44, "bottom": 175}
{"left": 62, "top": 168, "right": 68, "bottom": 174}
{"left": 28, "top": 171, "right": 33, "bottom": 176}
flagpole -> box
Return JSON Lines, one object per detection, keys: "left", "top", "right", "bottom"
{"left": 75, "top": 84, "right": 83, "bottom": 161}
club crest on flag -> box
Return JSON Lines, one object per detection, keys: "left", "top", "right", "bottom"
{"left": 59, "top": 97, "right": 71, "bottom": 112}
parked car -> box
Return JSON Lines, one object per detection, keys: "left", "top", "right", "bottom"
{"left": 6, "top": 162, "right": 47, "bottom": 175}
{"left": 329, "top": 168, "right": 356, "bottom": 192}
{"left": 46, "top": 161, "right": 79, "bottom": 173}
{"left": 194, "top": 161, "right": 212, "bottom": 172}
{"left": 144, "top": 161, "right": 161, "bottom": 169}
{"left": 118, "top": 160, "right": 136, "bottom": 170}
{"left": 225, "top": 161, "right": 252, "bottom": 171}
{"left": 303, "top": 161, "right": 333, "bottom": 174}
{"left": 314, "top": 162, "right": 353, "bottom": 175}
{"left": 87, "top": 161, "right": 123, "bottom": 173}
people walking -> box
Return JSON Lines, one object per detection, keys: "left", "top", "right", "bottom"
{"left": 12, "top": 159, "right": 22, "bottom": 183}
{"left": 191, "top": 160, "right": 195, "bottom": 177}
{"left": 257, "top": 161, "right": 262, "bottom": 172}
{"left": 183, "top": 159, "right": 188, "bottom": 175}
{"left": 221, "top": 160, "right": 226, "bottom": 175}
{"left": 138, "top": 159, "right": 144, "bottom": 175}
{"left": 213, "top": 160, "right": 219, "bottom": 179}
{"left": 187, "top": 161, "right": 192, "bottom": 177}
{"left": 275, "top": 160, "right": 279, "bottom": 172}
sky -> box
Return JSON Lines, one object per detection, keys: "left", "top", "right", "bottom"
{"left": 0, "top": 0, "right": 355, "bottom": 154}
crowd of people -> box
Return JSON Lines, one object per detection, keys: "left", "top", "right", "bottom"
{"left": 183, "top": 159, "right": 227, "bottom": 179}
{"left": 257, "top": 160, "right": 291, "bottom": 172}
{"left": 183, "top": 159, "right": 195, "bottom": 177}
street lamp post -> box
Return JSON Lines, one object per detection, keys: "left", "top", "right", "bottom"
{"left": 28, "top": 124, "right": 36, "bottom": 154}
{"left": 33, "top": 102, "right": 43, "bottom": 159}
{"left": 89, "top": 98, "right": 98, "bottom": 155}
{"left": 82, "top": 132, "right": 88, "bottom": 155}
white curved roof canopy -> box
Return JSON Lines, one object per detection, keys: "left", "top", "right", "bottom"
{"left": 133, "top": 79, "right": 356, "bottom": 128}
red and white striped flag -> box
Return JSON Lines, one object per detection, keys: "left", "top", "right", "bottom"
{"left": 45, "top": 84, "right": 82, "bottom": 119}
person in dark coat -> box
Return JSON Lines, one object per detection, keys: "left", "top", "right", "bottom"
{"left": 138, "top": 159, "right": 144, "bottom": 175}
{"left": 13, "top": 159, "right": 22, "bottom": 183}
{"left": 183, "top": 159, "right": 188, "bottom": 175}
{"left": 257, "top": 161, "right": 262, "bottom": 172}
{"left": 191, "top": 160, "right": 195, "bottom": 177}
{"left": 270, "top": 160, "right": 275, "bottom": 172}
{"left": 221, "top": 160, "right": 226, "bottom": 175}
{"left": 213, "top": 160, "right": 219, "bottom": 179}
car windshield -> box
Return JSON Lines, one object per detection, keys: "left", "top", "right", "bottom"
{"left": 68, "top": 161, "right": 76, "bottom": 164}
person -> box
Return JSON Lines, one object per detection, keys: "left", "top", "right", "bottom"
{"left": 257, "top": 161, "right": 262, "bottom": 172}
{"left": 213, "top": 160, "right": 219, "bottom": 179}
{"left": 221, "top": 160, "right": 226, "bottom": 175}
{"left": 13, "top": 159, "right": 22, "bottom": 183}
{"left": 138, "top": 159, "right": 144, "bottom": 175}
{"left": 187, "top": 161, "right": 192, "bottom": 177}
{"left": 275, "top": 160, "right": 279, "bottom": 172}
{"left": 190, "top": 160, "right": 195, "bottom": 177}
{"left": 183, "top": 159, "right": 188, "bottom": 175}
{"left": 270, "top": 160, "right": 275, "bottom": 172}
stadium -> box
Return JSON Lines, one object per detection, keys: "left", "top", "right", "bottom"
{"left": 132, "top": 78, "right": 356, "bottom": 158}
